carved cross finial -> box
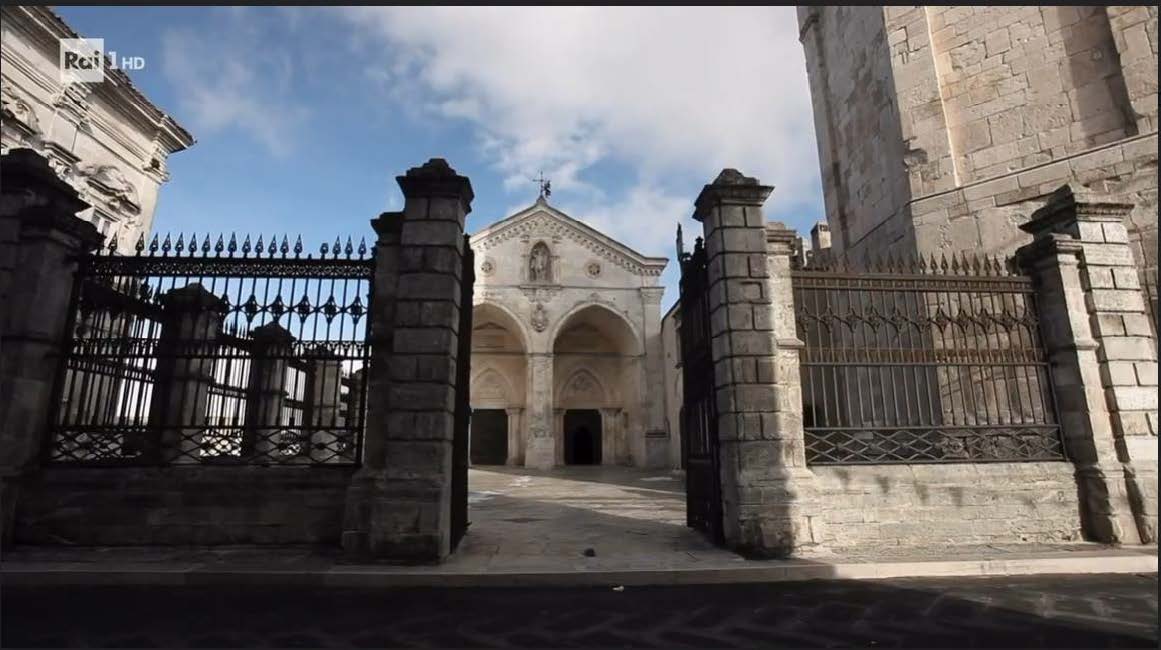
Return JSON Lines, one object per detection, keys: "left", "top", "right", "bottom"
{"left": 533, "top": 170, "right": 551, "bottom": 201}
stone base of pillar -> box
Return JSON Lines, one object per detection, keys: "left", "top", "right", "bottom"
{"left": 341, "top": 468, "right": 450, "bottom": 564}
{"left": 524, "top": 438, "right": 555, "bottom": 470}
{"left": 1124, "top": 464, "right": 1158, "bottom": 544}
{"left": 1075, "top": 464, "right": 1143, "bottom": 545}
{"left": 722, "top": 463, "right": 824, "bottom": 559}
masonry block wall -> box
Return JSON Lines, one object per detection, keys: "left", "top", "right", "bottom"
{"left": 798, "top": 6, "right": 1158, "bottom": 302}
{"left": 811, "top": 464, "right": 1083, "bottom": 548}
{"left": 15, "top": 468, "right": 354, "bottom": 545}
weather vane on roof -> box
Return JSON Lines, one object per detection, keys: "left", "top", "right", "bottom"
{"left": 532, "top": 170, "right": 551, "bottom": 201}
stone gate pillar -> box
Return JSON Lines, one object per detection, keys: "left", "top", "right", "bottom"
{"left": 0, "top": 149, "right": 99, "bottom": 468}
{"left": 0, "top": 149, "right": 99, "bottom": 547}
{"left": 343, "top": 158, "right": 473, "bottom": 562}
{"left": 1016, "top": 185, "right": 1157, "bottom": 544}
{"left": 692, "top": 169, "right": 820, "bottom": 557}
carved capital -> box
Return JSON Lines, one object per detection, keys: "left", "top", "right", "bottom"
{"left": 1022, "top": 184, "right": 1134, "bottom": 240}
{"left": 395, "top": 158, "right": 474, "bottom": 214}
{"left": 693, "top": 168, "right": 773, "bottom": 222}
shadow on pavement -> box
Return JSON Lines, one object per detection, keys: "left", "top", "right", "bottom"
{"left": 3, "top": 574, "right": 1157, "bottom": 648}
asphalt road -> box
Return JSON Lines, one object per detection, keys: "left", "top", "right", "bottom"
{"left": 2, "top": 574, "right": 1156, "bottom": 648}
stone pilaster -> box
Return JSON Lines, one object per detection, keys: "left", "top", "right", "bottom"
{"left": 523, "top": 353, "right": 555, "bottom": 469}
{"left": 504, "top": 407, "right": 523, "bottom": 466}
{"left": 692, "top": 168, "right": 820, "bottom": 557}
{"left": 0, "top": 149, "right": 99, "bottom": 548}
{"left": 241, "top": 322, "right": 294, "bottom": 460}
{"left": 1017, "top": 185, "right": 1157, "bottom": 544}
{"left": 342, "top": 158, "right": 472, "bottom": 562}
{"left": 640, "top": 286, "right": 669, "bottom": 468}
{"left": 149, "top": 284, "right": 226, "bottom": 464}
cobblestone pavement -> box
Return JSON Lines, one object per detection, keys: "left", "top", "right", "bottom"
{"left": 4, "top": 574, "right": 1156, "bottom": 648}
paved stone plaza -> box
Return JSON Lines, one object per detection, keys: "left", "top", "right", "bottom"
{"left": 455, "top": 466, "right": 739, "bottom": 570}
{"left": 4, "top": 574, "right": 1156, "bottom": 648}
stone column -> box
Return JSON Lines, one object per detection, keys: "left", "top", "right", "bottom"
{"left": 1016, "top": 185, "right": 1157, "bottom": 544}
{"left": 242, "top": 322, "right": 294, "bottom": 460}
{"left": 149, "top": 284, "right": 226, "bottom": 463}
{"left": 505, "top": 407, "right": 523, "bottom": 466}
{"left": 523, "top": 353, "right": 555, "bottom": 469}
{"left": 342, "top": 158, "right": 472, "bottom": 562}
{"left": 692, "top": 168, "right": 820, "bottom": 557}
{"left": 306, "top": 346, "right": 345, "bottom": 463}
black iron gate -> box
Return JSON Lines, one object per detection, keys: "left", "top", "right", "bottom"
{"left": 451, "top": 235, "right": 474, "bottom": 550}
{"left": 677, "top": 232, "right": 723, "bottom": 544}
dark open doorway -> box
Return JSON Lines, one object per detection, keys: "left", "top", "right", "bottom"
{"left": 470, "top": 409, "right": 508, "bottom": 465}
{"left": 564, "top": 409, "right": 602, "bottom": 465}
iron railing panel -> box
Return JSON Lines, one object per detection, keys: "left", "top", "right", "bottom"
{"left": 48, "top": 233, "right": 373, "bottom": 467}
{"left": 791, "top": 252, "right": 1065, "bottom": 465}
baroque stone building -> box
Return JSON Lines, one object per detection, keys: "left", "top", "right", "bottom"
{"left": 0, "top": 6, "right": 193, "bottom": 253}
{"left": 468, "top": 197, "right": 670, "bottom": 470}
{"left": 797, "top": 6, "right": 1157, "bottom": 321}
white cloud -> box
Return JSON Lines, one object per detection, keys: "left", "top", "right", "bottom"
{"left": 161, "top": 8, "right": 309, "bottom": 157}
{"left": 334, "top": 6, "right": 822, "bottom": 253}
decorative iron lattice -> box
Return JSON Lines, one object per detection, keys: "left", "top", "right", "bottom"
{"left": 48, "top": 232, "right": 373, "bottom": 466}
{"left": 791, "top": 251, "right": 1066, "bottom": 465}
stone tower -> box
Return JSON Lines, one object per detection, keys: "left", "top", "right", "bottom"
{"left": 797, "top": 7, "right": 1156, "bottom": 299}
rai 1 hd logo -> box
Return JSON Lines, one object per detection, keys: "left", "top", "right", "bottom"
{"left": 60, "top": 38, "right": 145, "bottom": 83}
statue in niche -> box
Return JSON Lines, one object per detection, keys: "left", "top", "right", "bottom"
{"left": 529, "top": 242, "right": 551, "bottom": 283}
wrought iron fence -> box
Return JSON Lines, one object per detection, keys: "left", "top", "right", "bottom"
{"left": 791, "top": 252, "right": 1065, "bottom": 465}
{"left": 48, "top": 232, "right": 373, "bottom": 466}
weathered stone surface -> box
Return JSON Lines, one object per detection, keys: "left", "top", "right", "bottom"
{"left": 798, "top": 7, "right": 1156, "bottom": 299}
{"left": 14, "top": 467, "right": 353, "bottom": 546}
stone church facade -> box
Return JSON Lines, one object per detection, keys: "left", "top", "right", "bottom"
{"left": 468, "top": 197, "right": 670, "bottom": 470}
{"left": 797, "top": 6, "right": 1158, "bottom": 321}
{"left": 0, "top": 6, "right": 193, "bottom": 254}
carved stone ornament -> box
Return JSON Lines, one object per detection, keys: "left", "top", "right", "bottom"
{"left": 1, "top": 85, "right": 41, "bottom": 133}
{"left": 586, "top": 261, "right": 601, "bottom": 278}
{"left": 531, "top": 302, "right": 549, "bottom": 332}
{"left": 480, "top": 258, "right": 495, "bottom": 276}
{"left": 79, "top": 163, "right": 141, "bottom": 215}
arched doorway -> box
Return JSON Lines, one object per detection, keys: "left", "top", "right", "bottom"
{"left": 552, "top": 304, "right": 642, "bottom": 466}
{"left": 470, "top": 409, "right": 508, "bottom": 465}
{"left": 563, "top": 408, "right": 601, "bottom": 465}
{"left": 470, "top": 302, "right": 528, "bottom": 465}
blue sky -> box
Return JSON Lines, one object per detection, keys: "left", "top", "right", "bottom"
{"left": 58, "top": 6, "right": 824, "bottom": 309}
